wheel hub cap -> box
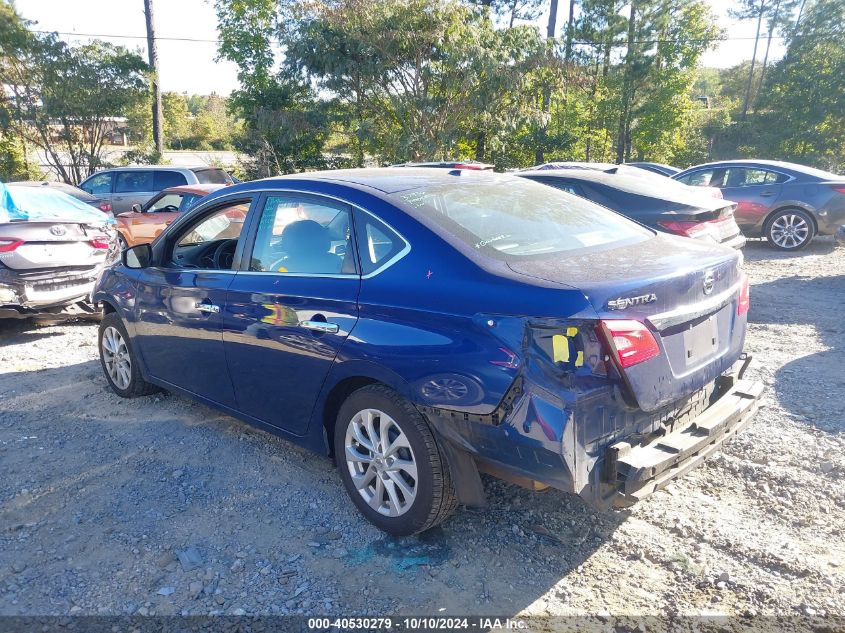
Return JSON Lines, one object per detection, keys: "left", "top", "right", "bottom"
{"left": 101, "top": 326, "right": 131, "bottom": 390}
{"left": 344, "top": 408, "right": 418, "bottom": 517}
{"left": 771, "top": 214, "right": 809, "bottom": 248}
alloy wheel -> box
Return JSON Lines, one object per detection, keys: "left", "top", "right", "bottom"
{"left": 344, "top": 408, "right": 418, "bottom": 517}
{"left": 770, "top": 213, "right": 810, "bottom": 249}
{"left": 101, "top": 326, "right": 132, "bottom": 390}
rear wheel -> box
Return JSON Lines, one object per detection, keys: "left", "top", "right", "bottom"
{"left": 98, "top": 312, "right": 159, "bottom": 398}
{"left": 334, "top": 384, "right": 457, "bottom": 536}
{"left": 765, "top": 209, "right": 814, "bottom": 250}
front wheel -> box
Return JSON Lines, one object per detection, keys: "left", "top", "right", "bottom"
{"left": 98, "top": 312, "right": 159, "bottom": 398}
{"left": 765, "top": 209, "right": 814, "bottom": 250}
{"left": 334, "top": 385, "right": 457, "bottom": 536}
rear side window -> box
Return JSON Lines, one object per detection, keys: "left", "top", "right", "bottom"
{"left": 154, "top": 170, "right": 188, "bottom": 189}
{"left": 115, "top": 171, "right": 154, "bottom": 193}
{"left": 392, "top": 177, "right": 650, "bottom": 259}
{"left": 81, "top": 172, "right": 112, "bottom": 195}
{"left": 192, "top": 168, "right": 231, "bottom": 184}
{"left": 677, "top": 169, "right": 719, "bottom": 187}
{"left": 354, "top": 213, "right": 406, "bottom": 275}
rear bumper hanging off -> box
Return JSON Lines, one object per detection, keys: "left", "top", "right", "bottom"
{"left": 608, "top": 376, "right": 764, "bottom": 508}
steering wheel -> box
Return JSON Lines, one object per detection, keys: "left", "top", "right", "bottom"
{"left": 212, "top": 239, "right": 237, "bottom": 269}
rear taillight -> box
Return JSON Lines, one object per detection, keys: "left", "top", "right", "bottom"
{"left": 599, "top": 319, "right": 660, "bottom": 368}
{"left": 0, "top": 239, "right": 24, "bottom": 253}
{"left": 99, "top": 202, "right": 112, "bottom": 213}
{"left": 89, "top": 238, "right": 110, "bottom": 250}
{"left": 658, "top": 220, "right": 714, "bottom": 239}
{"left": 831, "top": 185, "right": 845, "bottom": 195}
{"left": 737, "top": 274, "right": 750, "bottom": 316}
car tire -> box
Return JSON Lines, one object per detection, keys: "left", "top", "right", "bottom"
{"left": 334, "top": 384, "right": 458, "bottom": 536}
{"left": 117, "top": 233, "right": 128, "bottom": 252}
{"left": 765, "top": 209, "right": 815, "bottom": 250}
{"left": 98, "top": 312, "right": 159, "bottom": 398}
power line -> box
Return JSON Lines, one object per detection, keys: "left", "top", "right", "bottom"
{"left": 27, "top": 29, "right": 220, "bottom": 43}
{"left": 28, "top": 28, "right": 787, "bottom": 47}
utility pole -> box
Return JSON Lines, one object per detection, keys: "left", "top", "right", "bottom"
{"left": 144, "top": 0, "right": 164, "bottom": 156}
{"left": 741, "top": 0, "right": 766, "bottom": 121}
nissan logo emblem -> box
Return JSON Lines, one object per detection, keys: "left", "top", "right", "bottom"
{"left": 703, "top": 270, "right": 715, "bottom": 295}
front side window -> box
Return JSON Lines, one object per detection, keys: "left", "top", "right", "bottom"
{"left": 249, "top": 195, "right": 353, "bottom": 274}
{"left": 392, "top": 176, "right": 650, "bottom": 259}
{"left": 116, "top": 171, "right": 154, "bottom": 193}
{"left": 170, "top": 200, "right": 250, "bottom": 270}
{"left": 678, "top": 169, "right": 718, "bottom": 187}
{"left": 147, "top": 193, "right": 183, "bottom": 212}
{"left": 82, "top": 172, "right": 112, "bottom": 195}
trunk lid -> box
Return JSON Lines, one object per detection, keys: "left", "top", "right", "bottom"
{"left": 0, "top": 221, "right": 109, "bottom": 271}
{"left": 509, "top": 234, "right": 747, "bottom": 411}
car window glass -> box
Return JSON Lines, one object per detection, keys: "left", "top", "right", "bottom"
{"left": 355, "top": 213, "right": 405, "bottom": 275}
{"left": 148, "top": 193, "right": 183, "bottom": 212}
{"left": 179, "top": 194, "right": 200, "bottom": 211}
{"left": 249, "top": 195, "right": 352, "bottom": 274}
{"left": 766, "top": 171, "right": 789, "bottom": 184}
{"left": 82, "top": 173, "right": 112, "bottom": 195}
{"left": 680, "top": 169, "right": 715, "bottom": 186}
{"left": 115, "top": 171, "right": 154, "bottom": 193}
{"left": 394, "top": 177, "right": 650, "bottom": 258}
{"left": 192, "top": 168, "right": 230, "bottom": 184}
{"left": 171, "top": 200, "right": 249, "bottom": 270}
{"left": 154, "top": 170, "right": 188, "bottom": 189}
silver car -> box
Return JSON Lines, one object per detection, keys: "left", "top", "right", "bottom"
{"left": 78, "top": 166, "right": 234, "bottom": 213}
{"left": 1, "top": 187, "right": 114, "bottom": 318}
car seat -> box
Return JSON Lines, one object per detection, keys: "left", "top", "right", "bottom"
{"left": 279, "top": 220, "right": 342, "bottom": 273}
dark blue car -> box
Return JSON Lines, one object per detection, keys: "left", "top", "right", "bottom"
{"left": 94, "top": 169, "right": 763, "bottom": 535}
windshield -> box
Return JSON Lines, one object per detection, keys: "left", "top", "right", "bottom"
{"left": 391, "top": 177, "right": 651, "bottom": 258}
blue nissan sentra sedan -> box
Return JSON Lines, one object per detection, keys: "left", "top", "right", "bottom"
{"left": 94, "top": 169, "right": 763, "bottom": 535}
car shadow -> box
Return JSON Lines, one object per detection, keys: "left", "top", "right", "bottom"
{"left": 746, "top": 263, "right": 844, "bottom": 433}
{"left": 0, "top": 356, "right": 627, "bottom": 618}
{"left": 742, "top": 234, "right": 839, "bottom": 261}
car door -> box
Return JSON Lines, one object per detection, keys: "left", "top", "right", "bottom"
{"left": 132, "top": 195, "right": 256, "bottom": 407}
{"left": 79, "top": 172, "right": 114, "bottom": 207}
{"left": 113, "top": 170, "right": 157, "bottom": 213}
{"left": 222, "top": 192, "right": 360, "bottom": 435}
{"left": 719, "top": 167, "right": 786, "bottom": 231}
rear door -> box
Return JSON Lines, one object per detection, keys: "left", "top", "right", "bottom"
{"left": 222, "top": 192, "right": 360, "bottom": 435}
{"left": 113, "top": 171, "right": 157, "bottom": 213}
{"left": 719, "top": 167, "right": 787, "bottom": 231}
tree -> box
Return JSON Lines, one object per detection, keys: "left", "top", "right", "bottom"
{"left": 755, "top": 0, "right": 845, "bottom": 170}
{"left": 0, "top": 2, "right": 149, "bottom": 183}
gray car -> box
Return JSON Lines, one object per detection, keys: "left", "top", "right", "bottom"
{"left": 79, "top": 165, "right": 233, "bottom": 214}
{"left": 673, "top": 160, "right": 845, "bottom": 250}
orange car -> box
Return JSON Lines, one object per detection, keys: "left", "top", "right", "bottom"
{"left": 114, "top": 184, "right": 224, "bottom": 248}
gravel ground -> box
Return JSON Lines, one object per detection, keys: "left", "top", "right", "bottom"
{"left": 0, "top": 238, "right": 843, "bottom": 622}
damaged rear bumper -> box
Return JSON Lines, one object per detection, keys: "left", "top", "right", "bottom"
{"left": 607, "top": 377, "right": 764, "bottom": 507}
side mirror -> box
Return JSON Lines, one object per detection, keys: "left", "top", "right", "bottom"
{"left": 131, "top": 203, "right": 142, "bottom": 213}
{"left": 123, "top": 243, "right": 153, "bottom": 269}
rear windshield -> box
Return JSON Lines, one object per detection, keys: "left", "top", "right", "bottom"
{"left": 192, "top": 168, "right": 231, "bottom": 184}
{"left": 392, "top": 177, "right": 651, "bottom": 258}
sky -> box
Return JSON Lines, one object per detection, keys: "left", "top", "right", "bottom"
{"left": 16, "top": 0, "right": 787, "bottom": 97}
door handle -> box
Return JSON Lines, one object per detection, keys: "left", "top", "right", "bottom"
{"left": 299, "top": 320, "right": 339, "bottom": 334}
{"left": 195, "top": 302, "right": 220, "bottom": 314}
{"left": 759, "top": 191, "right": 775, "bottom": 197}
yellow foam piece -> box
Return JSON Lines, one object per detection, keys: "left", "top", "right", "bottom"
{"left": 575, "top": 351, "right": 584, "bottom": 367}
{"left": 566, "top": 327, "right": 578, "bottom": 336}
{"left": 552, "top": 335, "right": 570, "bottom": 363}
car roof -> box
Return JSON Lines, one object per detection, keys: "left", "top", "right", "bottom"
{"left": 251, "top": 167, "right": 511, "bottom": 194}
{"left": 95, "top": 165, "right": 221, "bottom": 172}
{"left": 160, "top": 184, "right": 225, "bottom": 195}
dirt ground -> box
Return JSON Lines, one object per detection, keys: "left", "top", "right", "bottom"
{"left": 1, "top": 238, "right": 843, "bottom": 623}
